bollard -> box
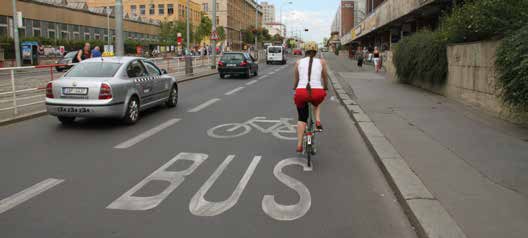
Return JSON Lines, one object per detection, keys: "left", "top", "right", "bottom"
{"left": 185, "top": 55, "right": 193, "bottom": 75}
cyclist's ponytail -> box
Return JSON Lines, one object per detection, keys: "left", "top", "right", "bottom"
{"left": 307, "top": 51, "right": 316, "bottom": 92}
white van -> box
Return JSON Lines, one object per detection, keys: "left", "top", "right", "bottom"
{"left": 266, "top": 46, "right": 287, "bottom": 65}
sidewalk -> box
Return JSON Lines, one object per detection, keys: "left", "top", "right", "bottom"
{"left": 324, "top": 54, "right": 528, "bottom": 238}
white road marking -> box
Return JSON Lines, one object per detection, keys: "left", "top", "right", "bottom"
{"left": 114, "top": 119, "right": 181, "bottom": 149}
{"left": 267, "top": 72, "right": 275, "bottom": 75}
{"left": 330, "top": 96, "right": 336, "bottom": 101}
{"left": 258, "top": 75, "right": 268, "bottom": 80}
{"left": 262, "top": 158, "right": 311, "bottom": 221}
{"left": 107, "top": 153, "right": 208, "bottom": 211}
{"left": 246, "top": 80, "right": 258, "bottom": 85}
{"left": 188, "top": 98, "right": 221, "bottom": 113}
{"left": 0, "top": 178, "right": 64, "bottom": 214}
{"left": 225, "top": 86, "right": 245, "bottom": 95}
{"left": 189, "top": 155, "right": 262, "bottom": 216}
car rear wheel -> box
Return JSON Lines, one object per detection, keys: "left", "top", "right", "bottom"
{"left": 245, "top": 68, "right": 251, "bottom": 78}
{"left": 166, "top": 86, "right": 178, "bottom": 108}
{"left": 58, "top": 116, "right": 75, "bottom": 124}
{"left": 220, "top": 73, "right": 225, "bottom": 79}
{"left": 56, "top": 67, "right": 63, "bottom": 72}
{"left": 123, "top": 97, "right": 139, "bottom": 125}
{"left": 253, "top": 69, "right": 258, "bottom": 76}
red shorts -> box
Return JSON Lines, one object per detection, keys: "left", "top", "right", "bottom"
{"left": 294, "top": 88, "right": 327, "bottom": 108}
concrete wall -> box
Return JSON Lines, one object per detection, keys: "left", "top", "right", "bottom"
{"left": 385, "top": 41, "right": 528, "bottom": 125}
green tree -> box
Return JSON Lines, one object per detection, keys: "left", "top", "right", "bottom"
{"left": 195, "top": 15, "right": 212, "bottom": 44}
{"left": 217, "top": 26, "right": 226, "bottom": 41}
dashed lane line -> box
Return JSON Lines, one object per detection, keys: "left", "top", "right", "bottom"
{"left": 114, "top": 119, "right": 181, "bottom": 149}
{"left": 188, "top": 98, "right": 221, "bottom": 113}
{"left": 0, "top": 178, "right": 64, "bottom": 214}
{"left": 246, "top": 80, "right": 258, "bottom": 85}
{"left": 225, "top": 86, "right": 245, "bottom": 95}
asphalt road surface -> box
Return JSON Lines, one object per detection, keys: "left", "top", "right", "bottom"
{"left": 0, "top": 56, "right": 417, "bottom": 238}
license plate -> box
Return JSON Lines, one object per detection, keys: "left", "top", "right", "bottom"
{"left": 227, "top": 64, "right": 236, "bottom": 67}
{"left": 57, "top": 107, "right": 90, "bottom": 113}
{"left": 62, "top": 87, "right": 88, "bottom": 95}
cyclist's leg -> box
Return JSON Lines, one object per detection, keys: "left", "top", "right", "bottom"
{"left": 311, "top": 89, "right": 327, "bottom": 128}
{"left": 294, "top": 89, "right": 310, "bottom": 150}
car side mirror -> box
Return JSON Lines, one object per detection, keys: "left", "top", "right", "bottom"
{"left": 161, "top": 69, "right": 168, "bottom": 75}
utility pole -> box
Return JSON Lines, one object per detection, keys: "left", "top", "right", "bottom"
{"left": 115, "top": 0, "right": 124, "bottom": 56}
{"left": 211, "top": 0, "right": 217, "bottom": 69}
{"left": 186, "top": 0, "right": 190, "bottom": 53}
{"left": 255, "top": 1, "right": 258, "bottom": 56}
{"left": 106, "top": 6, "right": 111, "bottom": 46}
{"left": 11, "top": 0, "right": 21, "bottom": 66}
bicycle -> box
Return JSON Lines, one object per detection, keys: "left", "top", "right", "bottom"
{"left": 303, "top": 103, "right": 318, "bottom": 167}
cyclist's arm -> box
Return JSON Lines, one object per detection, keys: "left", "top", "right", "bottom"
{"left": 76, "top": 50, "right": 83, "bottom": 62}
{"left": 293, "top": 61, "right": 300, "bottom": 90}
{"left": 321, "top": 59, "right": 329, "bottom": 90}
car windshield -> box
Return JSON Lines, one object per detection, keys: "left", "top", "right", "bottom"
{"left": 268, "top": 47, "right": 282, "bottom": 53}
{"left": 222, "top": 54, "right": 244, "bottom": 61}
{"left": 65, "top": 62, "right": 122, "bottom": 78}
{"left": 64, "top": 51, "right": 78, "bottom": 58}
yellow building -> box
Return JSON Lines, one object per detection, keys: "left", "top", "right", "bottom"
{"left": 86, "top": 0, "right": 203, "bottom": 27}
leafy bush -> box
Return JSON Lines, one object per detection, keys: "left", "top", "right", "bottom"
{"left": 440, "top": 0, "right": 528, "bottom": 43}
{"left": 393, "top": 31, "right": 447, "bottom": 85}
{"left": 495, "top": 25, "right": 528, "bottom": 109}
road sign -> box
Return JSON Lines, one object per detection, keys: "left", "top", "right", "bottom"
{"left": 211, "top": 31, "right": 219, "bottom": 41}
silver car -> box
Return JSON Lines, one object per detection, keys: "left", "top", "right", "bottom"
{"left": 45, "top": 57, "right": 178, "bottom": 125}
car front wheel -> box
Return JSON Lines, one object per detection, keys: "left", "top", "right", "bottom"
{"left": 123, "top": 97, "right": 139, "bottom": 125}
{"left": 166, "top": 85, "right": 178, "bottom": 108}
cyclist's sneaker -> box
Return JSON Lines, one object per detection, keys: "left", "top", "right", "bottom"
{"left": 316, "top": 121, "right": 324, "bottom": 132}
{"left": 296, "top": 145, "right": 303, "bottom": 154}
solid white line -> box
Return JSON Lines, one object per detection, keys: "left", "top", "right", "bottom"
{"left": 246, "top": 80, "right": 258, "bottom": 85}
{"left": 267, "top": 72, "right": 275, "bottom": 75}
{"left": 225, "top": 86, "right": 245, "bottom": 95}
{"left": 188, "top": 98, "right": 221, "bottom": 113}
{"left": 0, "top": 178, "right": 64, "bottom": 214}
{"left": 258, "top": 75, "right": 268, "bottom": 80}
{"left": 114, "top": 119, "right": 181, "bottom": 149}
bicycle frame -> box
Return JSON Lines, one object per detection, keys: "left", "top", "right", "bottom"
{"left": 304, "top": 103, "right": 317, "bottom": 167}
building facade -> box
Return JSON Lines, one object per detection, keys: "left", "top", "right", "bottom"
{"left": 0, "top": 0, "right": 160, "bottom": 42}
{"left": 85, "top": 0, "right": 203, "bottom": 28}
{"left": 196, "top": 0, "right": 263, "bottom": 50}
{"left": 260, "top": 1, "right": 275, "bottom": 25}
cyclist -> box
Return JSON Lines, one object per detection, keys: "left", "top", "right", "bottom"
{"left": 293, "top": 41, "right": 328, "bottom": 153}
{"left": 73, "top": 42, "right": 91, "bottom": 63}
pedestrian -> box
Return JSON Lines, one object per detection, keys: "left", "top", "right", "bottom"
{"left": 357, "top": 46, "right": 364, "bottom": 68}
{"left": 73, "top": 42, "right": 91, "bottom": 63}
{"left": 373, "top": 46, "right": 381, "bottom": 73}
{"left": 91, "top": 46, "right": 102, "bottom": 58}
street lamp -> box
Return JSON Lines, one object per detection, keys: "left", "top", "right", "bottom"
{"left": 279, "top": 1, "right": 293, "bottom": 38}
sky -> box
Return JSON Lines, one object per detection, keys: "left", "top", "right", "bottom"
{"left": 263, "top": 0, "right": 340, "bottom": 43}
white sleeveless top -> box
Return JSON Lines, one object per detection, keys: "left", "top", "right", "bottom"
{"left": 296, "top": 57, "right": 323, "bottom": 89}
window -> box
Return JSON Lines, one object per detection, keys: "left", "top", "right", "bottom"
{"left": 48, "top": 30, "right": 56, "bottom": 39}
{"left": 73, "top": 32, "right": 80, "bottom": 40}
{"left": 0, "top": 16, "right": 7, "bottom": 25}
{"left": 216, "top": 16, "right": 220, "bottom": 25}
{"left": 140, "top": 5, "right": 146, "bottom": 15}
{"left": 66, "top": 63, "right": 122, "bottom": 78}
{"left": 167, "top": 4, "right": 174, "bottom": 15}
{"left": 18, "top": 29, "right": 25, "bottom": 39}
{"left": 47, "top": 22, "right": 56, "bottom": 30}
{"left": 61, "top": 23, "right": 67, "bottom": 31}
{"left": 143, "top": 61, "right": 161, "bottom": 76}
{"left": 130, "top": 5, "right": 137, "bottom": 15}
{"left": 94, "top": 34, "right": 100, "bottom": 40}
{"left": 61, "top": 31, "right": 69, "bottom": 40}
{"left": 0, "top": 27, "right": 6, "bottom": 38}
{"left": 84, "top": 32, "right": 90, "bottom": 40}
{"left": 149, "top": 4, "right": 155, "bottom": 15}
{"left": 126, "top": 60, "right": 147, "bottom": 78}
{"left": 32, "top": 29, "right": 40, "bottom": 37}
{"left": 202, "top": 3, "right": 208, "bottom": 12}
{"left": 158, "top": 4, "right": 165, "bottom": 15}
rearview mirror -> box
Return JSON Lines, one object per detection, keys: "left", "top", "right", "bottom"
{"left": 161, "top": 69, "right": 168, "bottom": 75}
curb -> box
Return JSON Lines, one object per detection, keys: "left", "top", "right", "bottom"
{"left": 327, "top": 68, "right": 467, "bottom": 238}
{"left": 0, "top": 72, "right": 218, "bottom": 127}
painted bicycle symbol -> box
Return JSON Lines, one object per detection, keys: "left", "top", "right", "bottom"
{"left": 207, "top": 117, "right": 297, "bottom": 140}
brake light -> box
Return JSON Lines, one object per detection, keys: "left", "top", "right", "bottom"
{"left": 99, "top": 83, "right": 112, "bottom": 100}
{"left": 240, "top": 61, "right": 248, "bottom": 66}
{"left": 306, "top": 132, "right": 313, "bottom": 136}
{"left": 218, "top": 61, "right": 224, "bottom": 67}
{"left": 46, "top": 82, "right": 54, "bottom": 98}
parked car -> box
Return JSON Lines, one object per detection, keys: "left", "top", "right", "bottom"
{"left": 55, "top": 51, "right": 78, "bottom": 72}
{"left": 293, "top": 48, "right": 303, "bottom": 55}
{"left": 267, "top": 46, "right": 287, "bottom": 65}
{"left": 45, "top": 57, "right": 178, "bottom": 125}
{"left": 217, "top": 52, "right": 259, "bottom": 79}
